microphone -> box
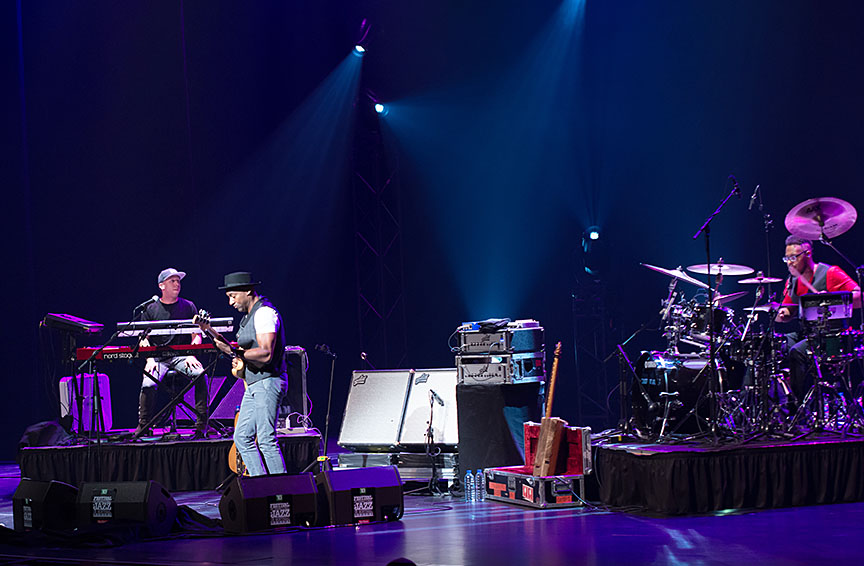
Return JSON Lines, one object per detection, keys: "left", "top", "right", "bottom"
{"left": 748, "top": 184, "right": 760, "bottom": 210}
{"left": 315, "top": 344, "right": 337, "bottom": 358}
{"left": 134, "top": 295, "right": 159, "bottom": 311}
{"left": 729, "top": 175, "right": 741, "bottom": 198}
{"left": 429, "top": 389, "right": 445, "bottom": 406}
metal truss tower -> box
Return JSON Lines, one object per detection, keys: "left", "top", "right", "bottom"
{"left": 351, "top": 107, "right": 408, "bottom": 370}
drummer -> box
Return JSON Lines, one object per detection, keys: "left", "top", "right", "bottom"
{"left": 775, "top": 234, "right": 860, "bottom": 403}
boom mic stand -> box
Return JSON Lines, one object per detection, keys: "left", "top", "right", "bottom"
{"left": 303, "top": 344, "right": 337, "bottom": 473}
{"left": 75, "top": 302, "right": 149, "bottom": 480}
{"left": 692, "top": 175, "right": 741, "bottom": 443}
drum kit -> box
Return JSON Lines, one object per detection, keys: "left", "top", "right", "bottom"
{"left": 629, "top": 197, "right": 864, "bottom": 442}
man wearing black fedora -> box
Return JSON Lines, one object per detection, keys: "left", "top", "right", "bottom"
{"left": 197, "top": 271, "right": 288, "bottom": 475}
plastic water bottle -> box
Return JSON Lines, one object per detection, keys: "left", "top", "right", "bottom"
{"left": 475, "top": 469, "right": 485, "bottom": 501}
{"left": 464, "top": 469, "right": 475, "bottom": 502}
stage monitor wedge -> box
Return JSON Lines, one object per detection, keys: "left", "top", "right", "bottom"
{"left": 316, "top": 466, "right": 404, "bottom": 526}
{"left": 219, "top": 473, "right": 318, "bottom": 533}
{"left": 13, "top": 479, "right": 78, "bottom": 532}
{"left": 76, "top": 480, "right": 177, "bottom": 537}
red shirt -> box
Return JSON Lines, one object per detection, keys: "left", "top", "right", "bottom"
{"left": 782, "top": 265, "right": 858, "bottom": 305}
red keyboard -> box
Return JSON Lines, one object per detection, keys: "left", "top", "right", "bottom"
{"left": 75, "top": 342, "right": 236, "bottom": 361}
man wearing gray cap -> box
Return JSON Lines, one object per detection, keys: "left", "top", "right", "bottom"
{"left": 136, "top": 268, "right": 210, "bottom": 439}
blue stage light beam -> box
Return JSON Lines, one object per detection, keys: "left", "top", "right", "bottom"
{"left": 213, "top": 49, "right": 363, "bottom": 275}
{"left": 380, "top": 2, "right": 587, "bottom": 319}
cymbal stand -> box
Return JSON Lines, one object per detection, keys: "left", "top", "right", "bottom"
{"left": 692, "top": 177, "right": 741, "bottom": 443}
{"left": 741, "top": 300, "right": 789, "bottom": 443}
{"left": 615, "top": 345, "right": 655, "bottom": 438}
{"left": 816, "top": 233, "right": 864, "bottom": 332}
{"left": 787, "top": 308, "right": 855, "bottom": 439}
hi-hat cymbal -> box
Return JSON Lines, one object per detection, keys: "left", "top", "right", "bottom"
{"left": 739, "top": 275, "right": 784, "bottom": 284}
{"left": 743, "top": 302, "right": 784, "bottom": 313}
{"left": 687, "top": 263, "right": 754, "bottom": 276}
{"left": 641, "top": 263, "right": 710, "bottom": 289}
{"left": 713, "top": 291, "right": 748, "bottom": 305}
{"left": 784, "top": 197, "right": 857, "bottom": 240}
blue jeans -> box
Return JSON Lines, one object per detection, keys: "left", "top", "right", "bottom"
{"left": 234, "top": 377, "right": 287, "bottom": 476}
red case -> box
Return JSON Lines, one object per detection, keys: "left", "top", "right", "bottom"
{"left": 484, "top": 422, "right": 592, "bottom": 509}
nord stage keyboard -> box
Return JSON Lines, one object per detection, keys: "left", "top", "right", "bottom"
{"left": 75, "top": 342, "right": 237, "bottom": 361}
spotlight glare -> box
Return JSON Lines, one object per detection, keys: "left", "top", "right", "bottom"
{"left": 587, "top": 225, "right": 601, "bottom": 241}
{"left": 354, "top": 45, "right": 366, "bottom": 55}
{"left": 374, "top": 103, "right": 386, "bottom": 115}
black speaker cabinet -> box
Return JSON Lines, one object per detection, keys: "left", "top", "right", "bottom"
{"left": 13, "top": 479, "right": 78, "bottom": 532}
{"left": 456, "top": 382, "right": 543, "bottom": 474}
{"left": 219, "top": 473, "right": 318, "bottom": 533}
{"left": 316, "top": 466, "right": 404, "bottom": 526}
{"left": 76, "top": 481, "right": 177, "bottom": 537}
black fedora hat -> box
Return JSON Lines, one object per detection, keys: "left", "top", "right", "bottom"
{"left": 218, "top": 271, "right": 262, "bottom": 290}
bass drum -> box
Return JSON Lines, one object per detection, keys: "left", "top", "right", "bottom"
{"left": 632, "top": 352, "right": 724, "bottom": 438}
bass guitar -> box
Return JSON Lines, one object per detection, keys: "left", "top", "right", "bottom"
{"left": 193, "top": 309, "right": 246, "bottom": 381}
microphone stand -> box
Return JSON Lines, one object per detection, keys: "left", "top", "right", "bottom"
{"left": 424, "top": 390, "right": 443, "bottom": 495}
{"left": 74, "top": 302, "right": 149, "bottom": 480}
{"left": 303, "top": 345, "right": 337, "bottom": 474}
{"left": 692, "top": 178, "right": 740, "bottom": 443}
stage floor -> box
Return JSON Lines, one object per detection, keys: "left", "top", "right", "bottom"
{"left": 1, "top": 461, "right": 864, "bottom": 565}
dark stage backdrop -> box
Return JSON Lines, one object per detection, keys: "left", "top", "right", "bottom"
{"left": 4, "top": 1, "right": 864, "bottom": 460}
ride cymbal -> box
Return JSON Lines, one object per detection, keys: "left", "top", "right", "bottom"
{"left": 686, "top": 263, "right": 754, "bottom": 276}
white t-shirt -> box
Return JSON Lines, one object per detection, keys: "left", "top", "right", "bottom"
{"left": 253, "top": 306, "right": 278, "bottom": 334}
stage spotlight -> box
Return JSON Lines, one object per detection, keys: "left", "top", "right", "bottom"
{"left": 586, "top": 226, "right": 601, "bottom": 241}
{"left": 354, "top": 45, "right": 366, "bottom": 55}
{"left": 374, "top": 103, "right": 388, "bottom": 116}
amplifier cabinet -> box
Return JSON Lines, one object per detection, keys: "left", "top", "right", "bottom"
{"left": 338, "top": 369, "right": 458, "bottom": 451}
{"left": 458, "top": 327, "right": 545, "bottom": 355}
{"left": 456, "top": 351, "right": 545, "bottom": 385}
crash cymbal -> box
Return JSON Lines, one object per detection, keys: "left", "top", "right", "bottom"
{"left": 784, "top": 197, "right": 857, "bottom": 240}
{"left": 641, "top": 263, "right": 710, "bottom": 289}
{"left": 713, "top": 291, "right": 748, "bottom": 305}
{"left": 739, "top": 275, "right": 784, "bottom": 284}
{"left": 686, "top": 263, "right": 754, "bottom": 276}
{"left": 743, "top": 302, "right": 784, "bottom": 313}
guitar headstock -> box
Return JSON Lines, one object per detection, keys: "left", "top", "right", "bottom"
{"left": 193, "top": 309, "right": 212, "bottom": 325}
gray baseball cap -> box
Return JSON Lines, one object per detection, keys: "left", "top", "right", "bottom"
{"left": 158, "top": 268, "right": 187, "bottom": 285}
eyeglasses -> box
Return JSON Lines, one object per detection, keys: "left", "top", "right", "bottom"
{"left": 782, "top": 251, "right": 807, "bottom": 264}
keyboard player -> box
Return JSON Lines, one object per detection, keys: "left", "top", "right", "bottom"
{"left": 136, "top": 268, "right": 210, "bottom": 439}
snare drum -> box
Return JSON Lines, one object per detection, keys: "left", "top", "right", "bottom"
{"left": 822, "top": 329, "right": 864, "bottom": 361}
{"left": 687, "top": 305, "right": 732, "bottom": 343}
